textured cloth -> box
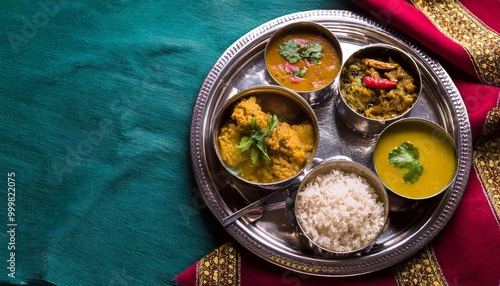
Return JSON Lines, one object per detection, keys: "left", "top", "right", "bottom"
{"left": 175, "top": 0, "right": 500, "bottom": 285}
{"left": 0, "top": 0, "right": 360, "bottom": 285}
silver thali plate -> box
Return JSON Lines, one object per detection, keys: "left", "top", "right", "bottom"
{"left": 190, "top": 10, "right": 472, "bottom": 276}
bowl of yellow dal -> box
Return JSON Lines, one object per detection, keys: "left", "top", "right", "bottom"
{"left": 213, "top": 85, "right": 320, "bottom": 190}
{"left": 373, "top": 118, "right": 458, "bottom": 200}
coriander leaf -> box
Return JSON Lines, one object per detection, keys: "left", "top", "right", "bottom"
{"left": 301, "top": 43, "right": 323, "bottom": 63}
{"left": 403, "top": 161, "right": 423, "bottom": 184}
{"left": 279, "top": 40, "right": 302, "bottom": 63}
{"left": 250, "top": 117, "right": 259, "bottom": 130}
{"left": 237, "top": 136, "right": 252, "bottom": 152}
{"left": 238, "top": 114, "right": 279, "bottom": 164}
{"left": 389, "top": 141, "right": 419, "bottom": 167}
{"left": 279, "top": 40, "right": 324, "bottom": 65}
{"left": 252, "top": 129, "right": 267, "bottom": 142}
{"left": 388, "top": 141, "right": 423, "bottom": 184}
{"left": 256, "top": 139, "right": 270, "bottom": 162}
{"left": 254, "top": 130, "right": 269, "bottom": 157}
{"left": 267, "top": 114, "right": 279, "bottom": 131}
{"left": 251, "top": 146, "right": 259, "bottom": 164}
{"left": 292, "top": 68, "right": 307, "bottom": 78}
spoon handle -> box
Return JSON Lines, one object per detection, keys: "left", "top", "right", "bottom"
{"left": 221, "top": 188, "right": 286, "bottom": 227}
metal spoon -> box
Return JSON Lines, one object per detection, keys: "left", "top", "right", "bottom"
{"left": 221, "top": 188, "right": 288, "bottom": 227}
{"left": 220, "top": 157, "right": 345, "bottom": 227}
{"left": 242, "top": 201, "right": 287, "bottom": 223}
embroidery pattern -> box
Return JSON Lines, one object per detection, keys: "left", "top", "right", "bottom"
{"left": 473, "top": 107, "right": 500, "bottom": 221}
{"left": 412, "top": 0, "right": 500, "bottom": 86}
{"left": 393, "top": 245, "right": 447, "bottom": 286}
{"left": 196, "top": 242, "right": 240, "bottom": 286}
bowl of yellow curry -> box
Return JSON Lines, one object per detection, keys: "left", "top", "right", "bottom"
{"left": 336, "top": 44, "right": 421, "bottom": 136}
{"left": 265, "top": 21, "right": 343, "bottom": 106}
{"left": 213, "top": 85, "right": 319, "bottom": 189}
{"left": 373, "top": 118, "right": 458, "bottom": 200}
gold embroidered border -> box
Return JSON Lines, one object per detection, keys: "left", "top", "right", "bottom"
{"left": 473, "top": 107, "right": 500, "bottom": 220}
{"left": 393, "top": 245, "right": 448, "bottom": 286}
{"left": 196, "top": 242, "right": 241, "bottom": 286}
{"left": 412, "top": 0, "right": 500, "bottom": 87}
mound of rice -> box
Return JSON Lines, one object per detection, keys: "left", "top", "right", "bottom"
{"left": 295, "top": 169, "right": 385, "bottom": 252}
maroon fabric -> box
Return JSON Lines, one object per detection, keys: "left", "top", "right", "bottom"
{"left": 452, "top": 76, "right": 499, "bottom": 139}
{"left": 238, "top": 246, "right": 397, "bottom": 286}
{"left": 176, "top": 1, "right": 500, "bottom": 285}
{"left": 433, "top": 169, "right": 500, "bottom": 285}
{"left": 175, "top": 241, "right": 398, "bottom": 286}
{"left": 459, "top": 0, "right": 500, "bottom": 32}
{"left": 352, "top": 0, "right": 478, "bottom": 79}
{"left": 175, "top": 263, "right": 197, "bottom": 286}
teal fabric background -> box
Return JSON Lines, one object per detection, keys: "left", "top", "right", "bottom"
{"left": 0, "top": 1, "right": 360, "bottom": 285}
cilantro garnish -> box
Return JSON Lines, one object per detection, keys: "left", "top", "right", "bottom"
{"left": 279, "top": 41, "right": 302, "bottom": 63}
{"left": 237, "top": 114, "right": 279, "bottom": 164}
{"left": 278, "top": 40, "right": 323, "bottom": 64}
{"left": 301, "top": 42, "right": 322, "bottom": 63}
{"left": 388, "top": 142, "right": 423, "bottom": 184}
{"left": 292, "top": 68, "right": 307, "bottom": 78}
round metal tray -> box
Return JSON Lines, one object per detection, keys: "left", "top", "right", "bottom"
{"left": 190, "top": 10, "right": 472, "bottom": 276}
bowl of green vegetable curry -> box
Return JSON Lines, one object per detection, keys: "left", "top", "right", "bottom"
{"left": 336, "top": 44, "right": 422, "bottom": 136}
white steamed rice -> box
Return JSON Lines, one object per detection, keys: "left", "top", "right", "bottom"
{"left": 295, "top": 169, "right": 385, "bottom": 252}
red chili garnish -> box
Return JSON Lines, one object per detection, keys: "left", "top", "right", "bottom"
{"left": 363, "top": 76, "right": 397, "bottom": 89}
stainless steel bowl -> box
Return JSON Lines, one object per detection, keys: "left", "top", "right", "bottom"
{"left": 336, "top": 44, "right": 422, "bottom": 136}
{"left": 265, "top": 21, "right": 343, "bottom": 106}
{"left": 292, "top": 159, "right": 389, "bottom": 257}
{"left": 373, "top": 118, "right": 458, "bottom": 201}
{"left": 212, "top": 85, "right": 320, "bottom": 190}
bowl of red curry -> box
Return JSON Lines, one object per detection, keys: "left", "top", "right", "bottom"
{"left": 264, "top": 21, "right": 343, "bottom": 106}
